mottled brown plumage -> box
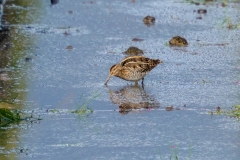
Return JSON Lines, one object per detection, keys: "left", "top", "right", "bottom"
{"left": 104, "top": 56, "right": 163, "bottom": 85}
{"left": 169, "top": 36, "right": 188, "bottom": 46}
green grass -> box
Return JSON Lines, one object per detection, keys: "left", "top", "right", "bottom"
{"left": 158, "top": 144, "right": 192, "bottom": 160}
{"left": 211, "top": 105, "right": 240, "bottom": 119}
{"left": 229, "top": 105, "right": 240, "bottom": 118}
{"left": 169, "top": 145, "right": 179, "bottom": 160}
{"left": 0, "top": 108, "right": 42, "bottom": 127}
{"left": 71, "top": 91, "right": 101, "bottom": 116}
{"left": 222, "top": 17, "right": 240, "bottom": 29}
{"left": 0, "top": 93, "right": 18, "bottom": 104}
{"left": 0, "top": 91, "right": 100, "bottom": 126}
{"left": 37, "top": 92, "right": 101, "bottom": 116}
{"left": 0, "top": 108, "right": 21, "bottom": 122}
{"left": 164, "top": 42, "right": 170, "bottom": 46}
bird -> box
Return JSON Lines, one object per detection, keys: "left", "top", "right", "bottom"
{"left": 104, "top": 56, "right": 163, "bottom": 85}
{"left": 169, "top": 36, "right": 188, "bottom": 46}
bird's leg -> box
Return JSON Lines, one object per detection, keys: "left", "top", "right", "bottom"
{"left": 141, "top": 78, "right": 144, "bottom": 85}
{"left": 141, "top": 78, "right": 144, "bottom": 89}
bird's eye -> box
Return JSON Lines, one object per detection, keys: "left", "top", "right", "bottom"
{"left": 110, "top": 64, "right": 117, "bottom": 71}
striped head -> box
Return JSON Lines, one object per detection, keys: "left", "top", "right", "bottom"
{"left": 104, "top": 64, "right": 120, "bottom": 85}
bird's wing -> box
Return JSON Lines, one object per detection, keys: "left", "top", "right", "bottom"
{"left": 120, "top": 56, "right": 149, "bottom": 66}
{"left": 123, "top": 61, "right": 149, "bottom": 72}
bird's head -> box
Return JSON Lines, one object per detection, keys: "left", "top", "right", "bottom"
{"left": 104, "top": 64, "right": 120, "bottom": 85}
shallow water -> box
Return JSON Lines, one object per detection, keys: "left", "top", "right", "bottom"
{"left": 0, "top": 0, "right": 240, "bottom": 159}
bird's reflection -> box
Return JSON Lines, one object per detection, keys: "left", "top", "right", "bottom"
{"left": 107, "top": 84, "right": 160, "bottom": 114}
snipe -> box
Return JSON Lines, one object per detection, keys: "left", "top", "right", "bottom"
{"left": 104, "top": 56, "right": 163, "bottom": 85}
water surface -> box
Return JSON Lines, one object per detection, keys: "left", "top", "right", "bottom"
{"left": 0, "top": 0, "right": 240, "bottom": 159}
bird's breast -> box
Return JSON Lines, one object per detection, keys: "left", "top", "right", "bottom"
{"left": 118, "top": 70, "right": 148, "bottom": 81}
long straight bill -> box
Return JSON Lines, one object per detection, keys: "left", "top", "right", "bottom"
{"left": 104, "top": 76, "right": 111, "bottom": 85}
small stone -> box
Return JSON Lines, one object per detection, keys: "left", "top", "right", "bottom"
{"left": 197, "top": 9, "right": 207, "bottom": 14}
{"left": 166, "top": 106, "right": 174, "bottom": 111}
{"left": 124, "top": 46, "right": 143, "bottom": 55}
{"left": 132, "top": 38, "right": 144, "bottom": 42}
{"left": 66, "top": 46, "right": 73, "bottom": 50}
{"left": 143, "top": 16, "right": 155, "bottom": 26}
{"left": 169, "top": 36, "right": 188, "bottom": 47}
